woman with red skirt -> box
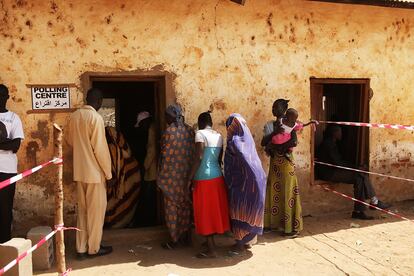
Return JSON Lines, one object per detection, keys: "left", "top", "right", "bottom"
{"left": 188, "top": 111, "right": 230, "bottom": 258}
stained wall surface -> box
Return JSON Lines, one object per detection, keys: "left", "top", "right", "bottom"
{"left": 0, "top": 0, "right": 413, "bottom": 233}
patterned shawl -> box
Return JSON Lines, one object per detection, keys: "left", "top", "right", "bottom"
{"left": 157, "top": 122, "right": 194, "bottom": 204}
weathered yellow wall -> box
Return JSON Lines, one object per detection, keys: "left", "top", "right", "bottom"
{"left": 1, "top": 0, "right": 413, "bottom": 233}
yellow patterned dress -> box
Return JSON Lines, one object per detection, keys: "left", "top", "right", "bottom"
{"left": 264, "top": 153, "right": 303, "bottom": 234}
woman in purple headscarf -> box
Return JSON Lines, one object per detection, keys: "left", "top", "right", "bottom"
{"left": 224, "top": 113, "right": 266, "bottom": 255}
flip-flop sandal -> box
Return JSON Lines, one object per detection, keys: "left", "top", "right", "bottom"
{"left": 196, "top": 252, "right": 217, "bottom": 259}
{"left": 283, "top": 232, "right": 299, "bottom": 239}
{"left": 161, "top": 241, "right": 176, "bottom": 250}
{"left": 228, "top": 250, "right": 242, "bottom": 257}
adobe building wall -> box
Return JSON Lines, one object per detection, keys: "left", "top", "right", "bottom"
{"left": 0, "top": 0, "right": 413, "bottom": 234}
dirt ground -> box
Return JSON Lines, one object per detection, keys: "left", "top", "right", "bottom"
{"left": 35, "top": 201, "right": 414, "bottom": 276}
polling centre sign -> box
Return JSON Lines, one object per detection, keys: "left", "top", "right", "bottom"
{"left": 31, "top": 85, "right": 71, "bottom": 110}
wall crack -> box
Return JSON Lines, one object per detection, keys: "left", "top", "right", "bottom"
{"left": 214, "top": 0, "right": 225, "bottom": 57}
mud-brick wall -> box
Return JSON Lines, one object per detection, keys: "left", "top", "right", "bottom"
{"left": 0, "top": 0, "right": 413, "bottom": 234}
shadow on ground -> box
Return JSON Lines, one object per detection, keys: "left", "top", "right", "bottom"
{"left": 35, "top": 200, "right": 414, "bottom": 274}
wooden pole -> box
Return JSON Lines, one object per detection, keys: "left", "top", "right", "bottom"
{"left": 53, "top": 123, "right": 66, "bottom": 273}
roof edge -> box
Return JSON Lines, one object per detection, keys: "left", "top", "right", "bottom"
{"left": 310, "top": 0, "right": 414, "bottom": 9}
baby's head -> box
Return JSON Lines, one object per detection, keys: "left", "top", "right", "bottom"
{"left": 286, "top": 108, "right": 298, "bottom": 124}
{"left": 0, "top": 121, "right": 7, "bottom": 142}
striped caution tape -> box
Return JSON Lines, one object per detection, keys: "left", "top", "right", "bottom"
{"left": 61, "top": 268, "right": 72, "bottom": 276}
{"left": 314, "top": 161, "right": 414, "bottom": 183}
{"left": 317, "top": 120, "right": 414, "bottom": 131}
{"left": 319, "top": 185, "right": 414, "bottom": 223}
{"left": 0, "top": 157, "right": 63, "bottom": 191}
{"left": 0, "top": 225, "right": 78, "bottom": 275}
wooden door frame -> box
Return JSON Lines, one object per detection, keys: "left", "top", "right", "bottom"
{"left": 309, "top": 77, "right": 370, "bottom": 185}
{"left": 81, "top": 72, "right": 173, "bottom": 226}
{"left": 81, "top": 71, "right": 175, "bottom": 130}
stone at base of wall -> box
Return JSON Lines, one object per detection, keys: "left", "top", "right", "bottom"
{"left": 0, "top": 238, "right": 33, "bottom": 276}
{"left": 27, "top": 226, "right": 54, "bottom": 271}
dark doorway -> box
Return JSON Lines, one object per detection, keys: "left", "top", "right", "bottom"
{"left": 93, "top": 81, "right": 157, "bottom": 165}
{"left": 91, "top": 79, "right": 165, "bottom": 228}
{"left": 310, "top": 78, "right": 370, "bottom": 183}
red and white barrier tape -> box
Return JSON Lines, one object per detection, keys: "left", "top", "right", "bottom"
{"left": 61, "top": 268, "right": 72, "bottom": 276}
{"left": 0, "top": 225, "right": 78, "bottom": 275}
{"left": 314, "top": 161, "right": 414, "bottom": 183}
{"left": 318, "top": 120, "right": 414, "bottom": 131}
{"left": 319, "top": 185, "right": 414, "bottom": 223}
{"left": 0, "top": 157, "right": 63, "bottom": 191}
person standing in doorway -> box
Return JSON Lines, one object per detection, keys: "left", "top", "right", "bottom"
{"left": 0, "top": 84, "right": 24, "bottom": 243}
{"left": 65, "top": 88, "right": 113, "bottom": 259}
{"left": 157, "top": 104, "right": 194, "bottom": 249}
{"left": 133, "top": 111, "right": 158, "bottom": 226}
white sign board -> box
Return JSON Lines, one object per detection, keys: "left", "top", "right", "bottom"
{"left": 31, "top": 86, "right": 71, "bottom": 110}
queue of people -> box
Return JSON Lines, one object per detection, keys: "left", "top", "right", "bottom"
{"left": 0, "top": 84, "right": 391, "bottom": 260}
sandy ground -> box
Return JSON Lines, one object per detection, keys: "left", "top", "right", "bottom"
{"left": 35, "top": 201, "right": 414, "bottom": 276}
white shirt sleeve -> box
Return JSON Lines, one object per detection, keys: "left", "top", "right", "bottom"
{"left": 195, "top": 130, "right": 205, "bottom": 143}
{"left": 10, "top": 113, "right": 24, "bottom": 140}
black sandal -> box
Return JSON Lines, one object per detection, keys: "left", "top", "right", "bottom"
{"left": 196, "top": 251, "right": 217, "bottom": 259}
{"left": 283, "top": 232, "right": 299, "bottom": 239}
{"left": 161, "top": 241, "right": 177, "bottom": 250}
{"left": 228, "top": 244, "right": 245, "bottom": 257}
{"left": 228, "top": 250, "right": 241, "bottom": 257}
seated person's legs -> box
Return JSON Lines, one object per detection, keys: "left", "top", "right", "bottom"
{"left": 325, "top": 169, "right": 366, "bottom": 212}
{"left": 322, "top": 169, "right": 391, "bottom": 219}
{"left": 356, "top": 174, "right": 390, "bottom": 210}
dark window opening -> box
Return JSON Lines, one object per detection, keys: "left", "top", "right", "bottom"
{"left": 310, "top": 78, "right": 370, "bottom": 183}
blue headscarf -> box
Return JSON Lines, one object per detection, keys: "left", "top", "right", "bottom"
{"left": 166, "top": 104, "right": 184, "bottom": 126}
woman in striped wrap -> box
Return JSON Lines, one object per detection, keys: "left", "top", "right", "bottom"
{"left": 104, "top": 127, "right": 141, "bottom": 228}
